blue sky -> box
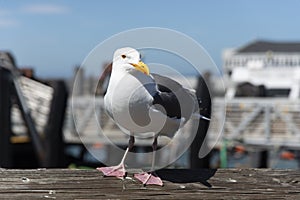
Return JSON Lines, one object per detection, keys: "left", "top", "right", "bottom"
{"left": 1, "top": 0, "right": 300, "bottom": 78}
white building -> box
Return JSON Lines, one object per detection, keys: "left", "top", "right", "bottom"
{"left": 223, "top": 40, "right": 300, "bottom": 99}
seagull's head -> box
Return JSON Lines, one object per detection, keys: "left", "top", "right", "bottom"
{"left": 113, "top": 47, "right": 150, "bottom": 75}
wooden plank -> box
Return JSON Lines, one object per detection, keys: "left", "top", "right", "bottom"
{"left": 0, "top": 168, "right": 299, "bottom": 199}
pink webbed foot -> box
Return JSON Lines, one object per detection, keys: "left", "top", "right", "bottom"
{"left": 97, "top": 164, "right": 126, "bottom": 178}
{"left": 134, "top": 172, "right": 163, "bottom": 186}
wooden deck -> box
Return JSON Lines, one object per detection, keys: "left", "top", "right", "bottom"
{"left": 0, "top": 168, "right": 299, "bottom": 199}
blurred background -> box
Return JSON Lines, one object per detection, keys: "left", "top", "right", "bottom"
{"left": 1, "top": 0, "right": 300, "bottom": 169}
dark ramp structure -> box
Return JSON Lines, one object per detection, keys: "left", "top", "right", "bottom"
{"left": 0, "top": 51, "right": 68, "bottom": 168}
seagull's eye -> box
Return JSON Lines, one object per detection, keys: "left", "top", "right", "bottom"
{"left": 121, "top": 55, "right": 126, "bottom": 59}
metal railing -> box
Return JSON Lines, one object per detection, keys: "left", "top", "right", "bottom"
{"left": 12, "top": 94, "right": 300, "bottom": 149}
{"left": 209, "top": 98, "right": 300, "bottom": 149}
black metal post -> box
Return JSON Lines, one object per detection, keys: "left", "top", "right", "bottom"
{"left": 190, "top": 73, "right": 212, "bottom": 168}
{"left": 258, "top": 150, "right": 268, "bottom": 168}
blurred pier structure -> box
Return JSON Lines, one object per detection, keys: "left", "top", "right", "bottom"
{"left": 210, "top": 98, "right": 300, "bottom": 148}
{"left": 63, "top": 95, "right": 300, "bottom": 168}
{"left": 209, "top": 97, "right": 300, "bottom": 168}
{"left": 221, "top": 40, "right": 300, "bottom": 167}
{"left": 0, "top": 52, "right": 68, "bottom": 168}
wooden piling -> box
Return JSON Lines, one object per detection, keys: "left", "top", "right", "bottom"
{"left": 43, "top": 80, "right": 68, "bottom": 167}
{"left": 0, "top": 68, "right": 13, "bottom": 168}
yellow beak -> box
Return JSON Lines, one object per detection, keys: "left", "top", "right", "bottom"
{"left": 130, "top": 61, "right": 150, "bottom": 75}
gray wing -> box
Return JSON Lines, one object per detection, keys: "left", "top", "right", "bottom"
{"left": 151, "top": 73, "right": 198, "bottom": 122}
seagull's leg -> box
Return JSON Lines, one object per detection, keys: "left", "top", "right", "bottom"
{"left": 134, "top": 136, "right": 163, "bottom": 186}
{"left": 97, "top": 135, "right": 135, "bottom": 178}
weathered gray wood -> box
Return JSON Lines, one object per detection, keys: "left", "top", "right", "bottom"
{"left": 0, "top": 168, "right": 299, "bottom": 199}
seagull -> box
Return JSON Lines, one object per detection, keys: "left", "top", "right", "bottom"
{"left": 97, "top": 47, "right": 210, "bottom": 186}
